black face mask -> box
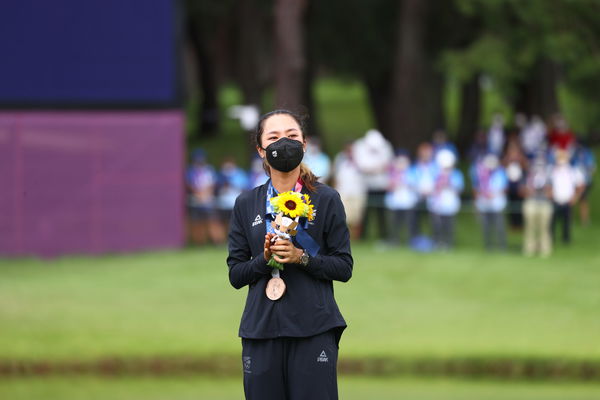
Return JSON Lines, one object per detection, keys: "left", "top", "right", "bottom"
{"left": 263, "top": 137, "right": 304, "bottom": 173}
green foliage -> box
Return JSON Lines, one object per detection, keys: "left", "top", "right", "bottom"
{"left": 313, "top": 79, "right": 375, "bottom": 153}
{"left": 445, "top": 0, "right": 600, "bottom": 131}
{"left": 559, "top": 84, "right": 600, "bottom": 134}
{"left": 440, "top": 34, "right": 522, "bottom": 85}
{"left": 186, "top": 0, "right": 600, "bottom": 138}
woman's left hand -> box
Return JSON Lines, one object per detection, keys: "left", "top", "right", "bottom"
{"left": 270, "top": 239, "right": 303, "bottom": 264}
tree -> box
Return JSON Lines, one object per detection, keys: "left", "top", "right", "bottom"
{"left": 447, "top": 0, "right": 600, "bottom": 134}
{"left": 273, "top": 0, "right": 308, "bottom": 109}
{"left": 233, "top": 0, "right": 270, "bottom": 107}
{"left": 386, "top": 0, "right": 431, "bottom": 151}
{"left": 186, "top": 0, "right": 236, "bottom": 138}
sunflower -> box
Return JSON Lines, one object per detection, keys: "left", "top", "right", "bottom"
{"left": 271, "top": 191, "right": 305, "bottom": 218}
{"left": 303, "top": 195, "right": 315, "bottom": 221}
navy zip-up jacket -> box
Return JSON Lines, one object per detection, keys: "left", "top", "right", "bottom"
{"left": 227, "top": 180, "right": 352, "bottom": 339}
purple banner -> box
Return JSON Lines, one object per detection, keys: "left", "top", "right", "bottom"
{"left": 0, "top": 111, "right": 184, "bottom": 257}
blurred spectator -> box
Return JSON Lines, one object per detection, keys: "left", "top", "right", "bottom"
{"left": 303, "top": 136, "right": 331, "bottom": 183}
{"left": 521, "top": 157, "right": 553, "bottom": 257}
{"left": 385, "top": 150, "right": 417, "bottom": 245}
{"left": 249, "top": 154, "right": 269, "bottom": 188}
{"left": 487, "top": 113, "right": 506, "bottom": 155}
{"left": 548, "top": 115, "right": 576, "bottom": 152}
{"left": 513, "top": 112, "right": 528, "bottom": 134}
{"left": 502, "top": 135, "right": 529, "bottom": 229}
{"left": 520, "top": 115, "right": 547, "bottom": 159}
{"left": 468, "top": 129, "right": 489, "bottom": 162}
{"left": 333, "top": 141, "right": 367, "bottom": 240}
{"left": 471, "top": 153, "right": 508, "bottom": 251}
{"left": 353, "top": 129, "right": 394, "bottom": 241}
{"left": 228, "top": 104, "right": 260, "bottom": 131}
{"left": 571, "top": 140, "right": 597, "bottom": 225}
{"left": 186, "top": 149, "right": 225, "bottom": 245}
{"left": 217, "top": 156, "right": 249, "bottom": 228}
{"left": 432, "top": 129, "right": 458, "bottom": 158}
{"left": 428, "top": 149, "right": 464, "bottom": 250}
{"left": 550, "top": 149, "right": 585, "bottom": 244}
{"left": 411, "top": 142, "right": 437, "bottom": 239}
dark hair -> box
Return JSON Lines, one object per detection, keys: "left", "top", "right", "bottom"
{"left": 254, "top": 109, "right": 305, "bottom": 147}
{"left": 255, "top": 109, "right": 318, "bottom": 191}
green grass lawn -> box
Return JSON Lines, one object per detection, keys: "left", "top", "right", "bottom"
{"left": 1, "top": 376, "right": 600, "bottom": 400}
{"left": 1, "top": 216, "right": 599, "bottom": 365}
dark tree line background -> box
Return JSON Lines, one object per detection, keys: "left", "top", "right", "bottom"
{"left": 185, "top": 0, "right": 600, "bottom": 152}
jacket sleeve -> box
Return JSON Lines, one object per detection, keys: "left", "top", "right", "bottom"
{"left": 227, "top": 197, "right": 272, "bottom": 289}
{"left": 304, "top": 191, "right": 353, "bottom": 282}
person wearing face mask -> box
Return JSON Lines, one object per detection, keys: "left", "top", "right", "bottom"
{"left": 226, "top": 109, "right": 352, "bottom": 400}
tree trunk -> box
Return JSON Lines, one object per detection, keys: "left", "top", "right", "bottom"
{"left": 236, "top": 0, "right": 266, "bottom": 107}
{"left": 425, "top": 68, "right": 446, "bottom": 135}
{"left": 514, "top": 57, "right": 560, "bottom": 119}
{"left": 457, "top": 73, "right": 481, "bottom": 152}
{"left": 188, "top": 19, "right": 219, "bottom": 137}
{"left": 273, "top": 0, "right": 308, "bottom": 110}
{"left": 302, "top": 52, "right": 319, "bottom": 138}
{"left": 387, "top": 0, "right": 430, "bottom": 152}
{"left": 364, "top": 76, "right": 391, "bottom": 137}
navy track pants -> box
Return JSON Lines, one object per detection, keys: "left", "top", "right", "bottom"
{"left": 241, "top": 330, "right": 339, "bottom": 400}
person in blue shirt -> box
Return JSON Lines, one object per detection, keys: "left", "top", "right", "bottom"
{"left": 217, "top": 156, "right": 250, "bottom": 227}
{"left": 571, "top": 140, "right": 596, "bottom": 225}
{"left": 428, "top": 149, "right": 464, "bottom": 250}
{"left": 411, "top": 142, "right": 438, "bottom": 239}
{"left": 249, "top": 153, "right": 270, "bottom": 188}
{"left": 470, "top": 153, "right": 509, "bottom": 251}
{"left": 432, "top": 129, "right": 459, "bottom": 159}
{"left": 303, "top": 136, "right": 332, "bottom": 183}
{"left": 385, "top": 150, "right": 418, "bottom": 245}
{"left": 186, "top": 149, "right": 225, "bottom": 245}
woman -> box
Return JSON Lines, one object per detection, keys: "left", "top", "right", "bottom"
{"left": 227, "top": 110, "right": 352, "bottom": 400}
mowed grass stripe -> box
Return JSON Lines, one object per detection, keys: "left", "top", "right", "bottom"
{"left": 1, "top": 219, "right": 599, "bottom": 366}
{"left": 2, "top": 376, "right": 600, "bottom": 400}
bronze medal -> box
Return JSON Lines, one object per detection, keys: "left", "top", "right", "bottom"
{"left": 265, "top": 277, "right": 286, "bottom": 300}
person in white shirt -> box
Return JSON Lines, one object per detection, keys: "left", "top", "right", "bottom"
{"left": 550, "top": 149, "right": 584, "bottom": 244}
{"left": 333, "top": 141, "right": 367, "bottom": 240}
{"left": 520, "top": 115, "right": 547, "bottom": 160}
{"left": 353, "top": 129, "right": 394, "bottom": 241}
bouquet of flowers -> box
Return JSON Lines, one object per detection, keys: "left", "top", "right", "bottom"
{"left": 268, "top": 191, "right": 315, "bottom": 270}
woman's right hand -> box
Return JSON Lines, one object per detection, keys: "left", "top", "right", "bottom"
{"left": 263, "top": 233, "right": 276, "bottom": 261}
